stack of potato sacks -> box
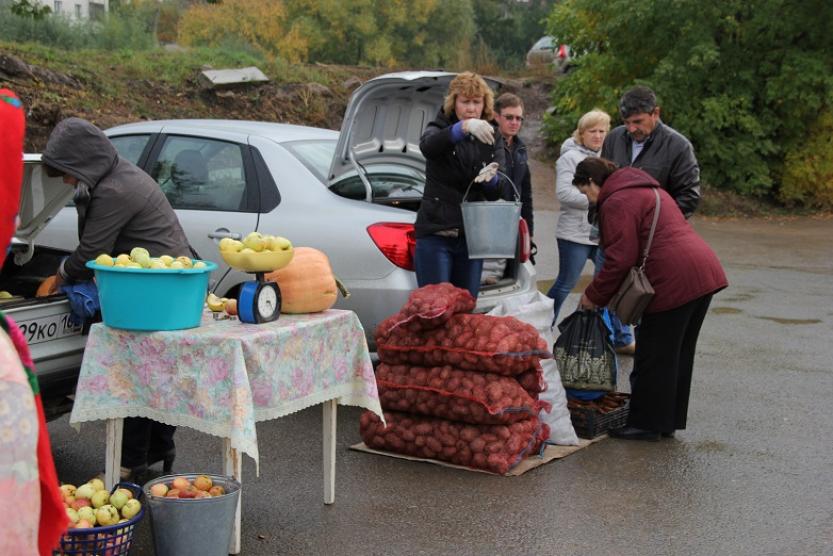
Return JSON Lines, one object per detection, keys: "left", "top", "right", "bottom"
{"left": 360, "top": 284, "right": 553, "bottom": 475}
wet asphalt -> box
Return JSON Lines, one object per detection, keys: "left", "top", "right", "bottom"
{"left": 47, "top": 214, "right": 833, "bottom": 556}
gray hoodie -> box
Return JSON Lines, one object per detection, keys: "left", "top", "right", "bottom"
{"left": 554, "top": 137, "right": 599, "bottom": 245}
{"left": 42, "top": 117, "right": 190, "bottom": 281}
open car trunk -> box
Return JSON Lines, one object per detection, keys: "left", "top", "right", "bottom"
{"left": 1, "top": 156, "right": 88, "bottom": 417}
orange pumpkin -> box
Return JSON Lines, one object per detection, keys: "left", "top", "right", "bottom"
{"left": 266, "top": 247, "right": 338, "bottom": 313}
{"left": 36, "top": 275, "right": 57, "bottom": 297}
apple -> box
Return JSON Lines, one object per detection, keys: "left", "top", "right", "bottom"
{"left": 171, "top": 477, "right": 191, "bottom": 491}
{"left": 91, "top": 489, "right": 110, "bottom": 508}
{"left": 225, "top": 299, "right": 238, "bottom": 316}
{"left": 96, "top": 505, "right": 120, "bottom": 526}
{"left": 268, "top": 236, "right": 293, "bottom": 251}
{"left": 109, "top": 490, "right": 129, "bottom": 510}
{"left": 114, "top": 254, "right": 131, "bottom": 266}
{"left": 178, "top": 486, "right": 198, "bottom": 499}
{"left": 89, "top": 478, "right": 105, "bottom": 492}
{"left": 243, "top": 232, "right": 266, "bottom": 252}
{"left": 65, "top": 507, "right": 80, "bottom": 525}
{"left": 59, "top": 484, "right": 77, "bottom": 498}
{"left": 194, "top": 490, "right": 211, "bottom": 498}
{"left": 193, "top": 261, "right": 207, "bottom": 269}
{"left": 77, "top": 506, "right": 96, "bottom": 525}
{"left": 193, "top": 475, "right": 213, "bottom": 492}
{"left": 94, "top": 254, "right": 114, "bottom": 266}
{"left": 169, "top": 261, "right": 184, "bottom": 269}
{"left": 208, "top": 485, "right": 225, "bottom": 497}
{"left": 218, "top": 238, "right": 238, "bottom": 252}
{"left": 159, "top": 255, "right": 174, "bottom": 266}
{"left": 149, "top": 483, "right": 168, "bottom": 497}
{"left": 149, "top": 259, "right": 167, "bottom": 269}
{"left": 129, "top": 247, "right": 150, "bottom": 262}
{"left": 165, "top": 488, "right": 180, "bottom": 498}
{"left": 175, "top": 256, "right": 194, "bottom": 269}
{"left": 206, "top": 293, "right": 226, "bottom": 312}
{"left": 120, "top": 499, "right": 141, "bottom": 520}
{"left": 71, "top": 498, "right": 91, "bottom": 510}
{"left": 74, "top": 519, "right": 93, "bottom": 529}
{"left": 115, "top": 488, "right": 133, "bottom": 500}
{"left": 75, "top": 483, "right": 96, "bottom": 500}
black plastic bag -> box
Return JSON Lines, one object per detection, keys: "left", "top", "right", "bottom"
{"left": 553, "top": 309, "right": 617, "bottom": 391}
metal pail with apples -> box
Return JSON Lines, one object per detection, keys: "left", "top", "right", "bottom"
{"left": 143, "top": 473, "right": 241, "bottom": 556}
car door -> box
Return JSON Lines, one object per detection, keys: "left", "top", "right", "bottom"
{"left": 140, "top": 129, "right": 259, "bottom": 290}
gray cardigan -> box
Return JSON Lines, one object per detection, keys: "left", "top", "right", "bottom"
{"left": 555, "top": 137, "right": 599, "bottom": 245}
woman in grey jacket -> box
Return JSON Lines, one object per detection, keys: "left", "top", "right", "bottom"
{"left": 545, "top": 109, "right": 635, "bottom": 353}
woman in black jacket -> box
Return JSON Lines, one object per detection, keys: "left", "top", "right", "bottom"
{"left": 415, "top": 72, "right": 503, "bottom": 298}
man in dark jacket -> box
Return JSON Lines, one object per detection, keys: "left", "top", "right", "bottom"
{"left": 493, "top": 93, "right": 534, "bottom": 238}
{"left": 601, "top": 86, "right": 700, "bottom": 218}
{"left": 42, "top": 117, "right": 190, "bottom": 481}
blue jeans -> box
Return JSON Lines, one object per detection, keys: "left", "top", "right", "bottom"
{"left": 414, "top": 234, "right": 484, "bottom": 299}
{"left": 546, "top": 238, "right": 633, "bottom": 347}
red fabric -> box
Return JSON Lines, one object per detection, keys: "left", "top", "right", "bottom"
{"left": 0, "top": 88, "right": 25, "bottom": 269}
{"left": 585, "top": 167, "right": 728, "bottom": 313}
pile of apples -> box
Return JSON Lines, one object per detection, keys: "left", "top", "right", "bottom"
{"left": 219, "top": 232, "right": 292, "bottom": 254}
{"left": 148, "top": 474, "right": 226, "bottom": 499}
{"left": 92, "top": 247, "right": 208, "bottom": 270}
{"left": 60, "top": 478, "right": 142, "bottom": 529}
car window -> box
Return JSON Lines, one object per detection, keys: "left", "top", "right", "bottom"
{"left": 151, "top": 136, "right": 248, "bottom": 211}
{"left": 534, "top": 36, "right": 555, "bottom": 50}
{"left": 282, "top": 140, "right": 337, "bottom": 183}
{"left": 330, "top": 166, "right": 424, "bottom": 203}
{"left": 110, "top": 134, "right": 152, "bottom": 165}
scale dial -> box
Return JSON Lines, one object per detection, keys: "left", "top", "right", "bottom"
{"left": 256, "top": 284, "right": 279, "bottom": 321}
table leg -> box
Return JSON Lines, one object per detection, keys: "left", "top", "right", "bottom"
{"left": 223, "top": 438, "right": 243, "bottom": 555}
{"left": 323, "top": 399, "right": 337, "bottom": 505}
{"left": 104, "top": 418, "right": 123, "bottom": 490}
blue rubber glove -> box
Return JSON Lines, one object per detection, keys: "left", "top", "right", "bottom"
{"left": 59, "top": 281, "right": 100, "bottom": 326}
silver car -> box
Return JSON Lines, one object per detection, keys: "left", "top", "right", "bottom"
{"left": 16, "top": 71, "right": 537, "bottom": 412}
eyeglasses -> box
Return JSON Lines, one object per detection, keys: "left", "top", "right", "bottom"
{"left": 501, "top": 114, "right": 524, "bottom": 122}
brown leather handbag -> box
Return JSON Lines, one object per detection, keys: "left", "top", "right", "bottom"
{"left": 608, "top": 188, "right": 661, "bottom": 325}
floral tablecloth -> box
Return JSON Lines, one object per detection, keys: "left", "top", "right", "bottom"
{"left": 69, "top": 310, "right": 382, "bottom": 471}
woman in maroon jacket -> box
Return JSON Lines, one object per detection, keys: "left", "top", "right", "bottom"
{"left": 574, "top": 157, "right": 727, "bottom": 440}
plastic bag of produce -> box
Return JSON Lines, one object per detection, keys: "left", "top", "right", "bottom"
{"left": 554, "top": 309, "right": 616, "bottom": 392}
{"left": 487, "top": 292, "right": 578, "bottom": 445}
{"left": 376, "top": 363, "right": 549, "bottom": 425}
{"left": 359, "top": 410, "right": 549, "bottom": 475}
{"left": 377, "top": 313, "right": 551, "bottom": 375}
{"left": 375, "top": 283, "right": 475, "bottom": 342}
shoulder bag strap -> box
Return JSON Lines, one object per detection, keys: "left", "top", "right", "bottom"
{"left": 639, "top": 188, "right": 661, "bottom": 270}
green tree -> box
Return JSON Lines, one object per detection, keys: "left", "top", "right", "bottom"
{"left": 472, "top": 0, "right": 553, "bottom": 70}
{"left": 545, "top": 0, "right": 833, "bottom": 207}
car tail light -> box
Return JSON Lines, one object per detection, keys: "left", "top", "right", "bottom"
{"left": 367, "top": 222, "right": 416, "bottom": 270}
{"left": 557, "top": 44, "right": 568, "bottom": 59}
{"left": 518, "top": 218, "right": 531, "bottom": 263}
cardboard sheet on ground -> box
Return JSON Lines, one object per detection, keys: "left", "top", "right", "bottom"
{"left": 350, "top": 436, "right": 605, "bottom": 476}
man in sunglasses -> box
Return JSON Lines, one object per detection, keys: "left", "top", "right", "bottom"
{"left": 493, "top": 93, "right": 535, "bottom": 259}
{"left": 602, "top": 86, "right": 700, "bottom": 218}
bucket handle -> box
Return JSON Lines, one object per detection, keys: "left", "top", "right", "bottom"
{"left": 462, "top": 168, "right": 520, "bottom": 203}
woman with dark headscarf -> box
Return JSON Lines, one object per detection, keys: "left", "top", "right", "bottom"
{"left": 573, "top": 157, "right": 727, "bottom": 440}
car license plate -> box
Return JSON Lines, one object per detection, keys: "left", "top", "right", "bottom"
{"left": 16, "top": 312, "right": 83, "bottom": 345}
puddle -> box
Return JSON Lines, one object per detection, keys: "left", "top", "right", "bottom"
{"left": 711, "top": 307, "right": 742, "bottom": 315}
{"left": 756, "top": 316, "right": 821, "bottom": 325}
{"left": 719, "top": 292, "right": 756, "bottom": 303}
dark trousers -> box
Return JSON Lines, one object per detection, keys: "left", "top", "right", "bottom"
{"left": 628, "top": 295, "right": 713, "bottom": 433}
{"left": 121, "top": 417, "right": 176, "bottom": 468}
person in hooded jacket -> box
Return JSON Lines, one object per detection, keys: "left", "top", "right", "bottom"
{"left": 545, "top": 109, "right": 634, "bottom": 352}
{"left": 574, "top": 157, "right": 727, "bottom": 441}
{"left": 42, "top": 117, "right": 191, "bottom": 480}
{"left": 415, "top": 72, "right": 504, "bottom": 298}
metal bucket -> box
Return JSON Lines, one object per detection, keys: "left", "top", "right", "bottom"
{"left": 461, "top": 172, "right": 521, "bottom": 259}
{"left": 143, "top": 473, "right": 241, "bottom": 556}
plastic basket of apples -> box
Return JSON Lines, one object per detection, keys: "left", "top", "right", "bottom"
{"left": 56, "top": 479, "right": 145, "bottom": 556}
